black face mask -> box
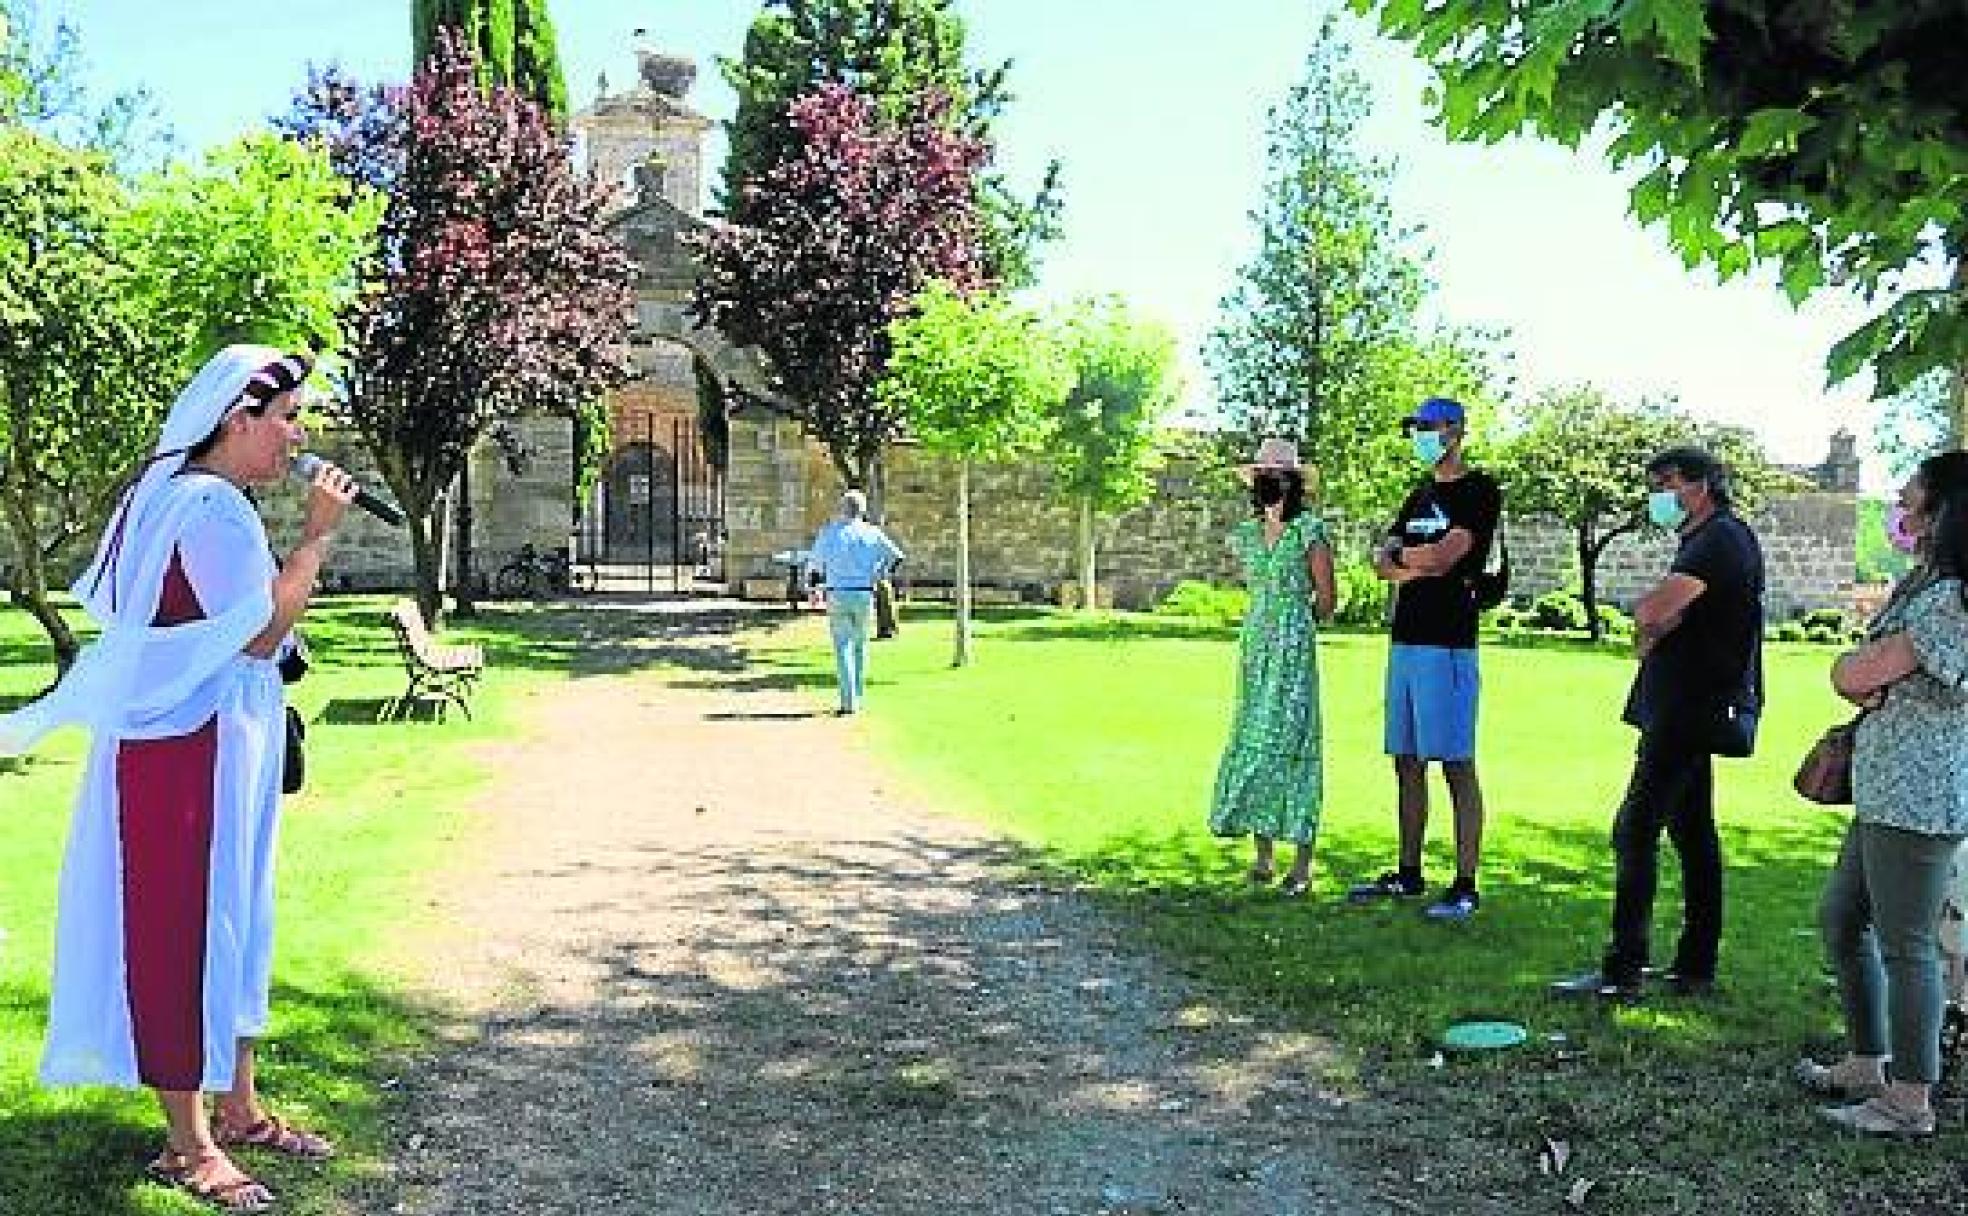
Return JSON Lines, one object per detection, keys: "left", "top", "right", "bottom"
{"left": 1253, "top": 473, "right": 1287, "bottom": 508}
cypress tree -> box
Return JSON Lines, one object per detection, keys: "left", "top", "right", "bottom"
{"left": 412, "top": 0, "right": 564, "bottom": 122}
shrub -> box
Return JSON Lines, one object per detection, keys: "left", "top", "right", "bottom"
{"left": 1769, "top": 621, "right": 1810, "bottom": 643}
{"left": 1594, "top": 602, "right": 1635, "bottom": 639}
{"left": 1154, "top": 580, "right": 1248, "bottom": 626}
{"left": 1333, "top": 560, "right": 1390, "bottom": 627}
{"left": 1527, "top": 590, "right": 1589, "bottom": 633}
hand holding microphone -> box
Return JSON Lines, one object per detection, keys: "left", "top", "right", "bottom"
{"left": 290, "top": 453, "right": 405, "bottom": 529}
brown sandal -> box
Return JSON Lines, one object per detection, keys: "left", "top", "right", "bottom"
{"left": 214, "top": 1114, "right": 336, "bottom": 1161}
{"left": 146, "top": 1149, "right": 275, "bottom": 1212}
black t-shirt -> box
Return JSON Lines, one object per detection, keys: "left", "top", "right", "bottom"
{"left": 1387, "top": 469, "right": 1502, "bottom": 649}
{"left": 1623, "top": 511, "right": 1766, "bottom": 741}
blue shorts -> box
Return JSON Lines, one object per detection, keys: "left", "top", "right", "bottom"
{"left": 1384, "top": 644, "right": 1480, "bottom": 762}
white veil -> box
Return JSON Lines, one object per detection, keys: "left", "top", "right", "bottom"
{"left": 0, "top": 345, "right": 296, "bottom": 755}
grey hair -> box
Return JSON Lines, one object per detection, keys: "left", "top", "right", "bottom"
{"left": 840, "top": 489, "right": 868, "bottom": 519}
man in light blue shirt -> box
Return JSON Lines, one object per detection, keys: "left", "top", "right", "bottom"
{"left": 806, "top": 490, "right": 905, "bottom": 715}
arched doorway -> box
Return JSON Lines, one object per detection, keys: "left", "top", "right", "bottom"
{"left": 576, "top": 411, "right": 724, "bottom": 592}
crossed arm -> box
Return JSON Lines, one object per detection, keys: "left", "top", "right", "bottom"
{"left": 1372, "top": 528, "right": 1473, "bottom": 584}
{"left": 1633, "top": 573, "right": 1706, "bottom": 655}
{"left": 1831, "top": 634, "right": 1920, "bottom": 705}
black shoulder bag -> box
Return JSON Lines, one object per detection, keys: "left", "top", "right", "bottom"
{"left": 1470, "top": 534, "right": 1512, "bottom": 612}
{"left": 278, "top": 637, "right": 309, "bottom": 795}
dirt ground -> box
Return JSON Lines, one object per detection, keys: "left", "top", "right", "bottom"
{"left": 352, "top": 605, "right": 1396, "bottom": 1216}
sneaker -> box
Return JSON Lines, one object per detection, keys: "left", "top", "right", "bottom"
{"left": 1345, "top": 870, "right": 1424, "bottom": 905}
{"left": 1820, "top": 1097, "right": 1936, "bottom": 1138}
{"left": 1423, "top": 884, "right": 1480, "bottom": 922}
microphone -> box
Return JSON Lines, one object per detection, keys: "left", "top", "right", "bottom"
{"left": 290, "top": 453, "right": 406, "bottom": 527}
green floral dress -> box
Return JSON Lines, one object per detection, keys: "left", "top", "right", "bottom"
{"left": 1209, "top": 512, "right": 1328, "bottom": 845}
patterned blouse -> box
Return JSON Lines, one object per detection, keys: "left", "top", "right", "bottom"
{"left": 1853, "top": 573, "right": 1968, "bottom": 837}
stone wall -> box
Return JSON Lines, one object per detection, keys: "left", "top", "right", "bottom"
{"left": 256, "top": 418, "right": 576, "bottom": 591}
{"left": 1499, "top": 493, "right": 1856, "bottom": 619}
{"left": 722, "top": 415, "right": 1857, "bottom": 617}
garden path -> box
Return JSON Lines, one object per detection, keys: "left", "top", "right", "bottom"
{"left": 356, "top": 605, "right": 1394, "bottom": 1216}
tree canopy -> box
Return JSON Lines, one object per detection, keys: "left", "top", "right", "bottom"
{"left": 1357, "top": 0, "right": 1967, "bottom": 430}
{"left": 0, "top": 127, "right": 161, "bottom": 669}
{"left": 1493, "top": 384, "right": 1799, "bottom": 639}
{"left": 1208, "top": 21, "right": 1502, "bottom": 521}
{"left": 881, "top": 281, "right": 1072, "bottom": 665}
{"left": 121, "top": 133, "right": 381, "bottom": 378}
{"left": 691, "top": 83, "right": 989, "bottom": 491}
{"left": 286, "top": 32, "right": 633, "bottom": 625}
{"left": 1050, "top": 298, "right": 1182, "bottom": 610}
{"left": 720, "top": 0, "right": 1060, "bottom": 288}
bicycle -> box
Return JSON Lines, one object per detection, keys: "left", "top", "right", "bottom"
{"left": 493, "top": 544, "right": 592, "bottom": 599}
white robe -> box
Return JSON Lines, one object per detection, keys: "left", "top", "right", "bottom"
{"left": 23, "top": 473, "right": 284, "bottom": 1091}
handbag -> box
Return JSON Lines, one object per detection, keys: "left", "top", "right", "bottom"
{"left": 282, "top": 706, "right": 306, "bottom": 795}
{"left": 1711, "top": 699, "right": 1761, "bottom": 759}
{"left": 278, "top": 631, "right": 309, "bottom": 795}
{"left": 1794, "top": 717, "right": 1862, "bottom": 805}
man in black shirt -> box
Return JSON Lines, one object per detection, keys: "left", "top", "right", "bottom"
{"left": 1346, "top": 397, "right": 1503, "bottom": 920}
{"left": 1553, "top": 446, "right": 1765, "bottom": 1001}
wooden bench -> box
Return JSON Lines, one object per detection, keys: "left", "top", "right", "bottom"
{"left": 385, "top": 600, "right": 485, "bottom": 722}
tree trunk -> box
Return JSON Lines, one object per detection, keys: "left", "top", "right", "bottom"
{"left": 953, "top": 459, "right": 973, "bottom": 668}
{"left": 1578, "top": 524, "right": 1603, "bottom": 642}
{"left": 452, "top": 457, "right": 478, "bottom": 618}
{"left": 1077, "top": 494, "right": 1097, "bottom": 614}
{"left": 0, "top": 479, "right": 78, "bottom": 675}
{"left": 1950, "top": 256, "right": 1968, "bottom": 446}
{"left": 406, "top": 505, "right": 445, "bottom": 632}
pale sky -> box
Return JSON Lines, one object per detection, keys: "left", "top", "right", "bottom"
{"left": 43, "top": 0, "right": 1895, "bottom": 480}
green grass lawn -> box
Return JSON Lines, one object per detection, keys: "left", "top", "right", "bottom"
{"left": 0, "top": 597, "right": 579, "bottom": 1215}
{"left": 766, "top": 608, "right": 1957, "bottom": 1214}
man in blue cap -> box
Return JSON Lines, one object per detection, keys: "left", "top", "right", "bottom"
{"left": 1347, "top": 396, "right": 1503, "bottom": 920}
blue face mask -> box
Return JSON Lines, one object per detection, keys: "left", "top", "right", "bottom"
{"left": 1647, "top": 489, "right": 1687, "bottom": 530}
{"left": 1412, "top": 430, "right": 1447, "bottom": 467}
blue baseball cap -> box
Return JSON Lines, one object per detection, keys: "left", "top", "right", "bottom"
{"left": 1404, "top": 396, "right": 1466, "bottom": 427}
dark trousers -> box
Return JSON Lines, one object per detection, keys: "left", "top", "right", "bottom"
{"left": 1603, "top": 732, "right": 1721, "bottom": 982}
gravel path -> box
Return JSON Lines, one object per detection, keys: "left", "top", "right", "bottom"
{"left": 357, "top": 607, "right": 1386, "bottom": 1216}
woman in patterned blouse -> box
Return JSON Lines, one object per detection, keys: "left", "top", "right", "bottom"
{"left": 1208, "top": 438, "right": 1337, "bottom": 898}
{"left": 1798, "top": 451, "right": 1968, "bottom": 1137}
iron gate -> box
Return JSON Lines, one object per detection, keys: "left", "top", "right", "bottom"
{"left": 575, "top": 414, "right": 724, "bottom": 594}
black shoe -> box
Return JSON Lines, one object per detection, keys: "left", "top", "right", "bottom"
{"left": 1345, "top": 870, "right": 1425, "bottom": 904}
{"left": 1645, "top": 966, "right": 1716, "bottom": 998}
{"left": 1549, "top": 970, "right": 1643, "bottom": 1003}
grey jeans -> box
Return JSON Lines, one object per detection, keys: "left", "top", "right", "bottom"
{"left": 1819, "top": 819, "right": 1966, "bottom": 1084}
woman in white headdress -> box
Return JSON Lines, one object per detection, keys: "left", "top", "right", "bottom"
{"left": 0, "top": 345, "right": 356, "bottom": 1211}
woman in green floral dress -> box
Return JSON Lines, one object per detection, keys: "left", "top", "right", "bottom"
{"left": 1210, "top": 438, "right": 1337, "bottom": 896}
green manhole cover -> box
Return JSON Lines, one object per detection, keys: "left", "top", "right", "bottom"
{"left": 1442, "top": 1020, "right": 1528, "bottom": 1052}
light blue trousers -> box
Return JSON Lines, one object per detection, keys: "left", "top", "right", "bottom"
{"left": 827, "top": 590, "right": 874, "bottom": 711}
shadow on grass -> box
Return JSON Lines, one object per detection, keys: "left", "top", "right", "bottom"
{"left": 302, "top": 599, "right": 787, "bottom": 682}
{"left": 0, "top": 970, "right": 445, "bottom": 1216}
{"left": 314, "top": 698, "right": 451, "bottom": 726}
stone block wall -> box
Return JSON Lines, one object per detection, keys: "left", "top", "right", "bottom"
{"left": 255, "top": 418, "right": 575, "bottom": 591}
{"left": 1498, "top": 493, "right": 1855, "bottom": 619}
{"left": 722, "top": 416, "right": 1856, "bottom": 618}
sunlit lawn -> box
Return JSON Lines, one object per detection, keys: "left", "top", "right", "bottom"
{"left": 765, "top": 606, "right": 1956, "bottom": 1214}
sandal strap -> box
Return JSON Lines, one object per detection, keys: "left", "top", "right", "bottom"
{"left": 219, "top": 1113, "right": 334, "bottom": 1158}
